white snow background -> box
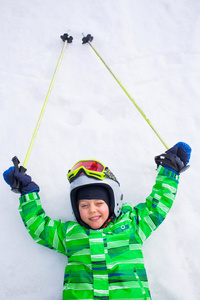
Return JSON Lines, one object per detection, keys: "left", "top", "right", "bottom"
{"left": 0, "top": 0, "right": 200, "bottom": 299}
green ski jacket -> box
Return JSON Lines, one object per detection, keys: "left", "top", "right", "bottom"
{"left": 19, "top": 166, "right": 179, "bottom": 300}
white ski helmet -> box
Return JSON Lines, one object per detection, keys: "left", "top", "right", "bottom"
{"left": 69, "top": 168, "right": 123, "bottom": 223}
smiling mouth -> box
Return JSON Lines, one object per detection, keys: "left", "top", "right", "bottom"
{"left": 89, "top": 216, "right": 101, "bottom": 222}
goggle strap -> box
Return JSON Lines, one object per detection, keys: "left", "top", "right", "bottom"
{"left": 104, "top": 167, "right": 119, "bottom": 185}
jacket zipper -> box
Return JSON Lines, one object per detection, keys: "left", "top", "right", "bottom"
{"left": 64, "top": 270, "right": 72, "bottom": 287}
{"left": 134, "top": 268, "right": 147, "bottom": 299}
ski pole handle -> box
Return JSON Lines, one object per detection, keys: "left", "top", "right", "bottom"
{"left": 11, "top": 156, "right": 26, "bottom": 193}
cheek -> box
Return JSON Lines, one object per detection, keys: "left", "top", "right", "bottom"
{"left": 79, "top": 208, "right": 87, "bottom": 220}
{"left": 101, "top": 206, "right": 109, "bottom": 218}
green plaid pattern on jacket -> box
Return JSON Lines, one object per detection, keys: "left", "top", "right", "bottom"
{"left": 19, "top": 165, "right": 179, "bottom": 299}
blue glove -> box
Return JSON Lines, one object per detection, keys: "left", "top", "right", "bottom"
{"left": 3, "top": 167, "right": 39, "bottom": 195}
{"left": 3, "top": 166, "right": 15, "bottom": 187}
{"left": 155, "top": 142, "right": 191, "bottom": 174}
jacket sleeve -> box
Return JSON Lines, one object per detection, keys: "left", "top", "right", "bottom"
{"left": 132, "top": 165, "right": 179, "bottom": 243}
{"left": 19, "top": 192, "right": 68, "bottom": 255}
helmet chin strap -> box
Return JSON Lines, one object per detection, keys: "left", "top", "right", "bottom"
{"left": 101, "top": 214, "right": 116, "bottom": 229}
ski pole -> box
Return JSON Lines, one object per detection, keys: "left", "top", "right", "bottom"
{"left": 82, "top": 34, "right": 169, "bottom": 150}
{"left": 11, "top": 33, "right": 73, "bottom": 193}
{"left": 22, "top": 33, "right": 73, "bottom": 168}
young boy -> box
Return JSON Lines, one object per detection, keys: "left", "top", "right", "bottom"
{"left": 3, "top": 142, "right": 191, "bottom": 300}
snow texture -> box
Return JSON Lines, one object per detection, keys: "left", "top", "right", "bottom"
{"left": 0, "top": 1, "right": 200, "bottom": 299}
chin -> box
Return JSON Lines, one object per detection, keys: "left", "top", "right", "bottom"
{"left": 89, "top": 222, "right": 103, "bottom": 230}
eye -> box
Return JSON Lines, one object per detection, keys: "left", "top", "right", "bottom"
{"left": 82, "top": 204, "right": 88, "bottom": 208}
{"left": 79, "top": 203, "right": 88, "bottom": 208}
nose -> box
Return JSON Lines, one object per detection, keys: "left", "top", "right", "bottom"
{"left": 89, "top": 203, "right": 97, "bottom": 213}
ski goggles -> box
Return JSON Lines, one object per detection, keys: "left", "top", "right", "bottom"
{"left": 67, "top": 160, "right": 119, "bottom": 184}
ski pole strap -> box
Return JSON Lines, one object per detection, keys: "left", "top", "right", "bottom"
{"left": 155, "top": 153, "right": 190, "bottom": 174}
{"left": 23, "top": 34, "right": 72, "bottom": 168}
{"left": 82, "top": 34, "right": 169, "bottom": 150}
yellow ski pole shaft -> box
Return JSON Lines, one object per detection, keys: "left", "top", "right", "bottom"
{"left": 82, "top": 34, "right": 169, "bottom": 150}
{"left": 23, "top": 34, "right": 73, "bottom": 168}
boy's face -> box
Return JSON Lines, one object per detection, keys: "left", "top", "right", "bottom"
{"left": 78, "top": 199, "right": 109, "bottom": 229}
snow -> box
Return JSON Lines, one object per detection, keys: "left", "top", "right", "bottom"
{"left": 0, "top": 0, "right": 200, "bottom": 299}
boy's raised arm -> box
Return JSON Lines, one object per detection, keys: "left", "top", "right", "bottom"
{"left": 3, "top": 167, "right": 68, "bottom": 255}
{"left": 132, "top": 142, "right": 191, "bottom": 242}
